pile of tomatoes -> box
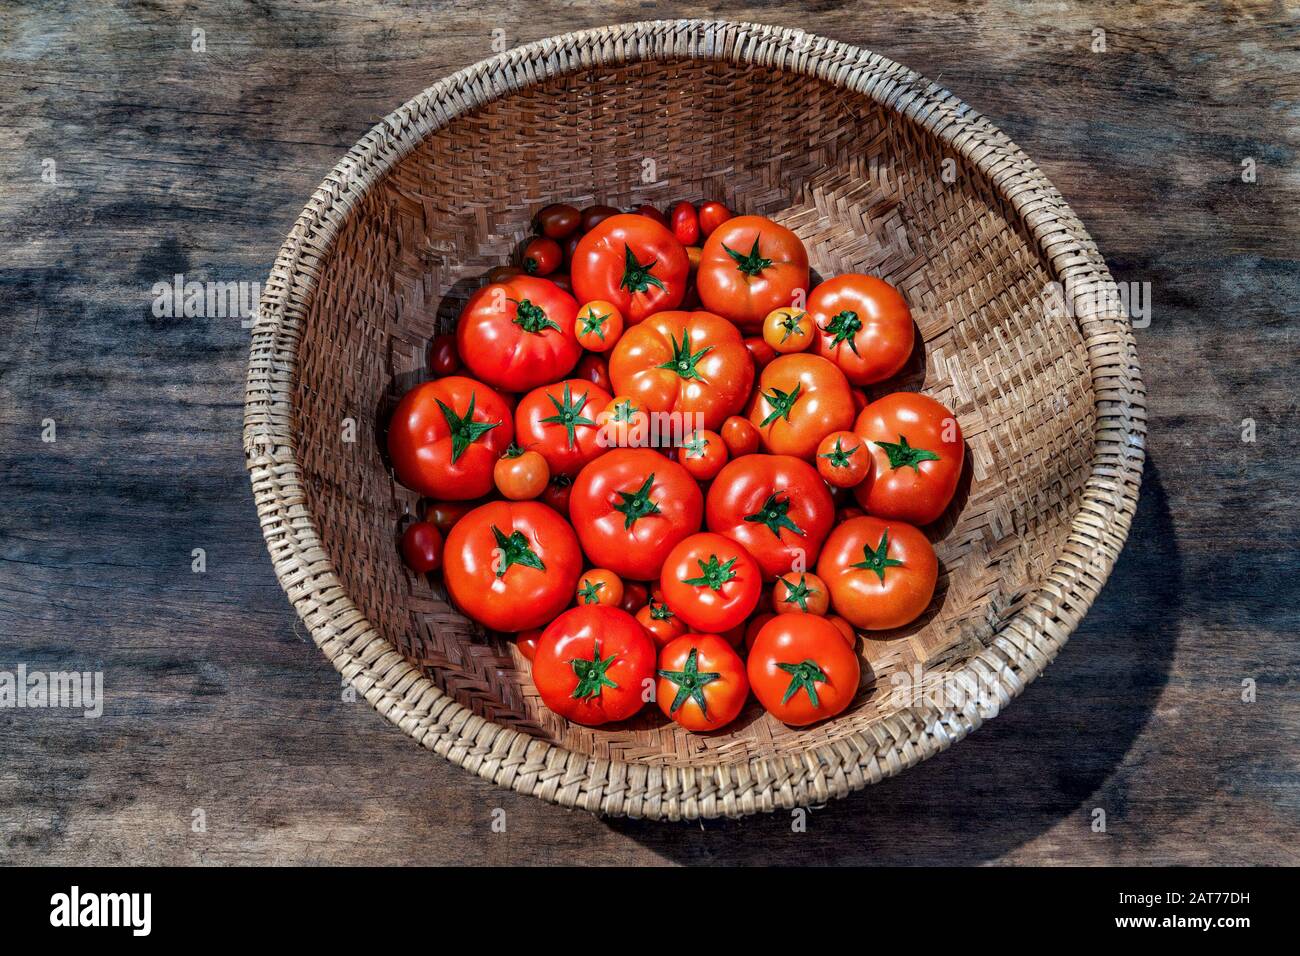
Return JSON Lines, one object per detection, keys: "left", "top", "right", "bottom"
{"left": 388, "top": 198, "right": 964, "bottom": 731}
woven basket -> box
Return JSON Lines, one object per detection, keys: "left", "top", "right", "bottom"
{"left": 243, "top": 20, "right": 1145, "bottom": 820}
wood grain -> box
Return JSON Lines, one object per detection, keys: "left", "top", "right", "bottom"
{"left": 1, "top": 0, "right": 1296, "bottom": 864}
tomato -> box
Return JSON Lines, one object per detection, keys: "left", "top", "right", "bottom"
{"left": 851, "top": 388, "right": 868, "bottom": 414}
{"left": 816, "top": 515, "right": 938, "bottom": 630}
{"left": 747, "top": 614, "right": 860, "bottom": 726}
{"left": 515, "top": 628, "right": 543, "bottom": 662}
{"left": 670, "top": 201, "right": 700, "bottom": 246}
{"left": 569, "top": 448, "right": 703, "bottom": 581}
{"left": 608, "top": 309, "right": 754, "bottom": 432}
{"left": 399, "top": 520, "right": 443, "bottom": 574}
{"left": 486, "top": 264, "right": 524, "bottom": 283}
{"left": 677, "top": 428, "right": 728, "bottom": 482}
{"left": 826, "top": 615, "right": 856, "bottom": 647}
{"left": 581, "top": 204, "right": 621, "bottom": 232}
{"left": 443, "top": 500, "right": 583, "bottom": 632}
{"left": 816, "top": 430, "right": 871, "bottom": 488}
{"left": 576, "top": 568, "right": 624, "bottom": 608}
{"left": 762, "top": 307, "right": 814, "bottom": 353}
{"left": 619, "top": 581, "right": 649, "bottom": 615}
{"left": 549, "top": 273, "right": 573, "bottom": 295}
{"left": 388, "top": 376, "right": 513, "bottom": 500}
{"left": 697, "top": 201, "right": 733, "bottom": 237}
{"left": 809, "top": 274, "right": 914, "bottom": 386}
{"left": 514, "top": 378, "right": 612, "bottom": 477}
{"left": 571, "top": 214, "right": 689, "bottom": 322}
{"left": 428, "top": 334, "right": 460, "bottom": 375}
{"left": 697, "top": 216, "right": 810, "bottom": 330}
{"left": 744, "top": 335, "right": 778, "bottom": 372}
{"left": 853, "top": 392, "right": 964, "bottom": 525}
{"left": 837, "top": 504, "right": 866, "bottom": 523}
{"left": 574, "top": 300, "right": 624, "bottom": 353}
{"left": 540, "top": 473, "right": 573, "bottom": 518}
{"left": 533, "top": 606, "right": 656, "bottom": 726}
{"left": 574, "top": 353, "right": 612, "bottom": 393}
{"left": 457, "top": 275, "right": 581, "bottom": 392}
{"left": 773, "top": 571, "right": 829, "bottom": 615}
{"left": 636, "top": 592, "right": 686, "bottom": 648}
{"left": 655, "top": 634, "right": 749, "bottom": 731}
{"left": 599, "top": 394, "right": 646, "bottom": 448}
{"left": 634, "top": 203, "right": 670, "bottom": 228}
{"left": 705, "top": 453, "right": 835, "bottom": 580}
{"left": 535, "top": 203, "right": 581, "bottom": 239}
{"left": 494, "top": 444, "right": 550, "bottom": 500}
{"left": 561, "top": 232, "right": 582, "bottom": 266}
{"left": 522, "top": 236, "right": 562, "bottom": 276}
{"left": 660, "top": 532, "right": 762, "bottom": 633}
{"left": 720, "top": 416, "right": 760, "bottom": 457}
{"left": 744, "top": 612, "right": 776, "bottom": 651}
{"left": 747, "top": 354, "right": 855, "bottom": 460}
{"left": 424, "top": 499, "right": 479, "bottom": 535}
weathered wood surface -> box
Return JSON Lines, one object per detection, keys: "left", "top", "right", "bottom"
{"left": 1, "top": 0, "right": 1296, "bottom": 865}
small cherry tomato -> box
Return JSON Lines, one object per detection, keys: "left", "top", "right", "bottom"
{"left": 540, "top": 473, "right": 573, "bottom": 518}
{"left": 522, "top": 236, "right": 562, "bottom": 276}
{"left": 670, "top": 201, "right": 701, "bottom": 246}
{"left": 424, "top": 499, "right": 478, "bottom": 536}
{"left": 748, "top": 614, "right": 861, "bottom": 725}
{"left": 698, "top": 201, "right": 733, "bottom": 237}
{"left": 816, "top": 516, "right": 938, "bottom": 631}
{"left": 660, "top": 532, "right": 762, "bottom": 633}
{"left": 744, "top": 612, "right": 776, "bottom": 651}
{"left": 599, "top": 394, "right": 647, "bottom": 448}
{"left": 400, "top": 521, "right": 443, "bottom": 574}
{"left": 576, "top": 568, "right": 625, "bottom": 608}
{"left": 580, "top": 204, "right": 621, "bottom": 232}
{"left": 533, "top": 606, "right": 656, "bottom": 726}
{"left": 720, "top": 416, "right": 761, "bottom": 457}
{"left": 656, "top": 633, "right": 749, "bottom": 731}
{"left": 744, "top": 336, "right": 778, "bottom": 371}
{"left": 428, "top": 334, "right": 460, "bottom": 375}
{"left": 494, "top": 444, "right": 550, "bottom": 500}
{"left": 634, "top": 203, "right": 670, "bottom": 228}
{"left": 677, "top": 428, "right": 728, "bottom": 481}
{"left": 561, "top": 232, "right": 583, "bottom": 266}
{"left": 816, "top": 430, "right": 871, "bottom": 488}
{"left": 515, "top": 628, "right": 543, "bottom": 661}
{"left": 619, "top": 581, "right": 649, "bottom": 615}
{"left": 535, "top": 203, "right": 581, "bottom": 239}
{"left": 574, "top": 353, "right": 612, "bottom": 393}
{"left": 762, "top": 307, "right": 814, "bottom": 353}
{"left": 575, "top": 300, "right": 625, "bottom": 353}
{"left": 773, "top": 571, "right": 830, "bottom": 615}
{"left": 486, "top": 264, "right": 524, "bottom": 283}
{"left": 636, "top": 592, "right": 686, "bottom": 648}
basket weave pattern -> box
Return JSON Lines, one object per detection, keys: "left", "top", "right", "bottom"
{"left": 244, "top": 20, "right": 1145, "bottom": 820}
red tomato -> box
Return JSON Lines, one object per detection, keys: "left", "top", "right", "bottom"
{"left": 608, "top": 309, "right": 754, "bottom": 432}
{"left": 457, "top": 275, "right": 581, "bottom": 392}
{"left": 428, "top": 334, "right": 460, "bottom": 375}
{"left": 747, "top": 353, "right": 855, "bottom": 460}
{"left": 655, "top": 634, "right": 749, "bottom": 731}
{"left": 720, "top": 416, "right": 760, "bottom": 457}
{"left": 514, "top": 378, "right": 612, "bottom": 477}
{"left": 574, "top": 353, "right": 612, "bottom": 393}
{"left": 697, "top": 201, "right": 733, "bottom": 237}
{"left": 549, "top": 273, "right": 573, "bottom": 294}
{"left": 697, "top": 216, "right": 810, "bottom": 330}
{"left": 853, "top": 392, "right": 964, "bottom": 525}
{"left": 619, "top": 581, "right": 649, "bottom": 615}
{"left": 747, "top": 615, "right": 860, "bottom": 725}
{"left": 424, "top": 499, "right": 479, "bottom": 535}
{"left": 571, "top": 214, "right": 689, "bottom": 322}
{"left": 561, "top": 232, "right": 582, "bottom": 266}
{"left": 773, "top": 571, "right": 830, "bottom": 615}
{"left": 400, "top": 521, "right": 443, "bottom": 574}
{"left": 576, "top": 568, "right": 624, "bottom": 608}
{"left": 636, "top": 592, "right": 687, "bottom": 648}
{"left": 660, "top": 532, "right": 762, "bottom": 633}
{"left": 634, "top": 203, "right": 670, "bottom": 228}
{"left": 533, "top": 606, "right": 656, "bottom": 726}
{"left": 494, "top": 445, "right": 550, "bottom": 500}
{"left": 540, "top": 473, "right": 573, "bottom": 518}
{"left": 744, "top": 612, "right": 776, "bottom": 651}
{"left": 535, "top": 203, "right": 581, "bottom": 239}
{"left": 809, "top": 274, "right": 914, "bottom": 386}
{"left": 705, "top": 453, "right": 835, "bottom": 580}
{"left": 816, "top": 430, "right": 871, "bottom": 488}
{"left": 580, "top": 204, "right": 621, "bottom": 232}
{"left": 744, "top": 336, "right": 778, "bottom": 372}
{"left": 826, "top": 615, "right": 856, "bottom": 647}
{"left": 762, "top": 307, "right": 814, "bottom": 353}
{"left": 388, "top": 376, "right": 513, "bottom": 500}
{"left": 569, "top": 448, "right": 703, "bottom": 581}
{"left": 574, "top": 300, "right": 624, "bottom": 353}
{"left": 817, "top": 516, "right": 937, "bottom": 630}
{"left": 443, "top": 501, "right": 582, "bottom": 632}
{"left": 677, "top": 428, "right": 728, "bottom": 481}
{"left": 522, "top": 236, "right": 562, "bottom": 276}
{"left": 670, "top": 201, "right": 700, "bottom": 246}
{"left": 515, "top": 628, "right": 543, "bottom": 662}
{"left": 486, "top": 264, "right": 524, "bottom": 283}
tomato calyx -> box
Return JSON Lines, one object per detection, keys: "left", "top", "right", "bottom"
{"left": 778, "top": 311, "right": 806, "bottom": 343}
{"left": 682, "top": 431, "right": 709, "bottom": 459}
{"left": 580, "top": 306, "right": 612, "bottom": 341}
{"left": 682, "top": 553, "right": 738, "bottom": 592}
{"left": 577, "top": 578, "right": 605, "bottom": 604}
{"left": 540, "top": 383, "right": 596, "bottom": 449}
{"left": 850, "top": 529, "right": 905, "bottom": 583}
{"left": 779, "top": 574, "right": 817, "bottom": 611}
{"left": 820, "top": 310, "right": 863, "bottom": 354}
{"left": 656, "top": 329, "right": 714, "bottom": 382}
{"left": 610, "top": 399, "right": 639, "bottom": 423}
{"left": 657, "top": 647, "right": 721, "bottom": 717}
{"left": 777, "top": 659, "right": 828, "bottom": 707}
{"left": 436, "top": 393, "right": 502, "bottom": 462}
{"left": 818, "top": 436, "right": 860, "bottom": 469}
{"left": 722, "top": 237, "right": 773, "bottom": 277}
{"left": 570, "top": 640, "right": 619, "bottom": 699}
{"left": 743, "top": 491, "right": 806, "bottom": 539}
{"left": 490, "top": 524, "right": 546, "bottom": 578}
{"left": 620, "top": 244, "right": 667, "bottom": 295}
{"left": 758, "top": 382, "right": 803, "bottom": 427}
{"left": 511, "top": 297, "right": 561, "bottom": 334}
{"left": 502, "top": 443, "right": 525, "bottom": 459}
{"left": 612, "top": 473, "right": 661, "bottom": 529}
{"left": 875, "top": 434, "right": 941, "bottom": 471}
{"left": 646, "top": 596, "right": 675, "bottom": 621}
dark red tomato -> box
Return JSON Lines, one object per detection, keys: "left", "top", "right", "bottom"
{"left": 486, "top": 264, "right": 524, "bottom": 283}
{"left": 809, "top": 274, "right": 914, "bottom": 386}
{"left": 428, "top": 334, "right": 460, "bottom": 376}
{"left": 697, "top": 216, "right": 810, "bottom": 331}
{"left": 514, "top": 628, "right": 543, "bottom": 662}
{"left": 571, "top": 214, "right": 690, "bottom": 323}
{"left": 744, "top": 336, "right": 778, "bottom": 372}
{"left": 400, "top": 520, "right": 443, "bottom": 574}
{"left": 634, "top": 203, "right": 670, "bottom": 228}
{"left": 697, "top": 201, "right": 733, "bottom": 237}
{"left": 535, "top": 203, "right": 581, "bottom": 239}
{"left": 853, "top": 392, "right": 964, "bottom": 525}
{"left": 514, "top": 378, "right": 612, "bottom": 477}
{"left": 533, "top": 605, "right": 656, "bottom": 726}
{"left": 522, "top": 236, "right": 562, "bottom": 276}
{"left": 670, "top": 201, "right": 700, "bottom": 246}
{"left": 619, "top": 581, "right": 649, "bottom": 615}
{"left": 660, "top": 532, "right": 762, "bottom": 633}
{"left": 457, "top": 275, "right": 581, "bottom": 392}
{"left": 574, "top": 353, "right": 612, "bottom": 393}
{"left": 561, "top": 231, "right": 583, "bottom": 266}
{"left": 580, "top": 204, "right": 621, "bottom": 232}
{"left": 388, "top": 376, "right": 514, "bottom": 500}
{"left": 425, "top": 499, "right": 480, "bottom": 536}
{"left": 549, "top": 273, "right": 573, "bottom": 294}
{"left": 540, "top": 473, "right": 573, "bottom": 518}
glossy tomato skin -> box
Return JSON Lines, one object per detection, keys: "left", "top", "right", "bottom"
{"left": 425, "top": 499, "right": 479, "bottom": 536}
{"left": 608, "top": 310, "right": 754, "bottom": 432}
{"left": 388, "top": 376, "right": 514, "bottom": 500}
{"left": 853, "top": 392, "right": 964, "bottom": 525}
{"left": 656, "top": 633, "right": 749, "bottom": 731}
{"left": 514, "top": 628, "right": 543, "bottom": 662}
{"left": 705, "top": 453, "right": 835, "bottom": 580}
{"left": 533, "top": 606, "right": 656, "bottom": 726}
{"left": 443, "top": 500, "right": 582, "bottom": 632}
{"left": 747, "top": 615, "right": 861, "bottom": 726}
{"left": 574, "top": 353, "right": 612, "bottom": 393}
{"left": 670, "top": 201, "right": 700, "bottom": 246}
{"left": 619, "top": 581, "right": 649, "bottom": 615}
{"left": 721, "top": 416, "right": 760, "bottom": 457}
{"left": 574, "top": 300, "right": 624, "bottom": 353}
{"left": 816, "top": 430, "right": 871, "bottom": 488}
{"left": 514, "top": 378, "right": 612, "bottom": 477}
{"left": 743, "top": 612, "right": 777, "bottom": 651}
{"left": 744, "top": 336, "right": 778, "bottom": 372}
{"left": 457, "top": 275, "right": 581, "bottom": 392}
{"left": 540, "top": 473, "right": 573, "bottom": 518}
{"left": 816, "top": 515, "right": 938, "bottom": 630}
{"left": 660, "top": 532, "right": 762, "bottom": 633}
{"left": 576, "top": 568, "right": 624, "bottom": 608}
{"left": 773, "top": 571, "right": 830, "bottom": 615}
{"left": 762, "top": 307, "right": 814, "bottom": 354}
{"left": 809, "top": 274, "right": 914, "bottom": 386}
{"left": 636, "top": 592, "right": 687, "bottom": 648}
{"left": 522, "top": 236, "right": 562, "bottom": 276}
{"left": 697, "top": 201, "right": 733, "bottom": 237}
{"left": 571, "top": 214, "right": 689, "bottom": 322}
{"left": 580, "top": 204, "right": 621, "bottom": 232}
{"left": 697, "top": 216, "right": 810, "bottom": 330}
{"left": 676, "top": 428, "right": 728, "bottom": 482}
{"left": 747, "top": 353, "right": 855, "bottom": 460}
{"left": 400, "top": 521, "right": 443, "bottom": 574}
{"left": 428, "top": 334, "right": 461, "bottom": 375}
{"left": 535, "top": 203, "right": 581, "bottom": 239}
{"left": 494, "top": 446, "right": 549, "bottom": 500}
{"left": 635, "top": 203, "right": 670, "bottom": 228}
{"left": 570, "top": 448, "right": 704, "bottom": 581}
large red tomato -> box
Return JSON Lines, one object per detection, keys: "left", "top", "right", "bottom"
{"left": 696, "top": 216, "right": 810, "bottom": 330}
{"left": 853, "top": 392, "right": 963, "bottom": 525}
{"left": 747, "top": 614, "right": 861, "bottom": 726}
{"left": 514, "top": 378, "right": 613, "bottom": 477}
{"left": 659, "top": 532, "right": 762, "bottom": 633}
{"left": 571, "top": 214, "right": 689, "bottom": 323}
{"left": 705, "top": 454, "right": 834, "bottom": 580}
{"left": 655, "top": 634, "right": 749, "bottom": 731}
{"left": 746, "top": 353, "right": 855, "bottom": 460}
{"left": 608, "top": 310, "right": 754, "bottom": 432}
{"left": 387, "top": 376, "right": 514, "bottom": 500}
{"left": 809, "top": 274, "right": 914, "bottom": 386}
{"left": 816, "top": 515, "right": 938, "bottom": 630}
{"left": 442, "top": 500, "right": 582, "bottom": 632}
{"left": 532, "top": 605, "right": 656, "bottom": 726}
{"left": 456, "top": 275, "right": 582, "bottom": 392}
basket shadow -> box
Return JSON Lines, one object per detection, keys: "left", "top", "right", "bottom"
{"left": 604, "top": 458, "right": 1176, "bottom": 864}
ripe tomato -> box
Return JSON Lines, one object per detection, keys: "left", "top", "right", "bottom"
{"left": 424, "top": 499, "right": 478, "bottom": 535}
{"left": 599, "top": 394, "right": 647, "bottom": 448}
{"left": 550, "top": 274, "right": 573, "bottom": 295}
{"left": 514, "top": 628, "right": 542, "bottom": 662}
{"left": 540, "top": 473, "right": 573, "bottom": 518}
{"left": 816, "top": 515, "right": 938, "bottom": 630}
{"left": 809, "top": 274, "right": 914, "bottom": 386}
{"left": 636, "top": 592, "right": 686, "bottom": 648}
{"left": 443, "top": 500, "right": 582, "bottom": 632}
{"left": 660, "top": 532, "right": 762, "bottom": 633}
{"left": 580, "top": 204, "right": 621, "bottom": 232}
{"left": 670, "top": 201, "right": 700, "bottom": 246}
{"left": 720, "top": 416, "right": 760, "bottom": 457}
{"left": 428, "top": 334, "right": 460, "bottom": 375}
{"left": 853, "top": 392, "right": 964, "bottom": 525}
{"left": 575, "top": 300, "right": 624, "bottom": 353}
{"left": 816, "top": 430, "right": 871, "bottom": 488}
{"left": 762, "top": 307, "right": 814, "bottom": 353}
{"left": 569, "top": 448, "right": 703, "bottom": 581}
{"left": 773, "top": 571, "right": 830, "bottom": 615}
{"left": 608, "top": 309, "right": 754, "bottom": 432}
{"left": 457, "top": 275, "right": 581, "bottom": 392}
{"left": 744, "top": 335, "right": 778, "bottom": 371}
{"left": 388, "top": 376, "right": 513, "bottom": 500}
{"left": 705, "top": 453, "right": 834, "bottom": 580}
{"left": 697, "top": 216, "right": 810, "bottom": 330}
{"left": 576, "top": 568, "right": 624, "bottom": 608}
{"left": 522, "top": 236, "right": 562, "bottom": 276}
{"left": 634, "top": 203, "right": 670, "bottom": 228}
{"left": 514, "top": 378, "right": 612, "bottom": 477}
{"left": 747, "top": 615, "right": 861, "bottom": 726}
{"left": 826, "top": 615, "right": 856, "bottom": 646}
{"left": 571, "top": 214, "right": 689, "bottom": 322}
{"left": 747, "top": 353, "right": 855, "bottom": 460}
{"left": 485, "top": 264, "right": 524, "bottom": 283}
{"left": 574, "top": 353, "right": 612, "bottom": 393}
{"left": 677, "top": 428, "right": 727, "bottom": 481}
{"left": 493, "top": 444, "right": 550, "bottom": 500}
{"left": 399, "top": 521, "right": 443, "bottom": 574}
{"left": 533, "top": 606, "right": 656, "bottom": 726}
{"left": 697, "top": 201, "right": 733, "bottom": 237}
{"left": 535, "top": 203, "right": 581, "bottom": 239}
{"left": 656, "top": 634, "right": 749, "bottom": 731}
{"left": 744, "top": 612, "right": 776, "bottom": 651}
{"left": 619, "top": 581, "right": 649, "bottom": 615}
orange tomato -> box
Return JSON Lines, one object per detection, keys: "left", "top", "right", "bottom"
{"left": 575, "top": 300, "right": 624, "bottom": 353}
{"left": 773, "top": 571, "right": 830, "bottom": 615}
{"left": 762, "top": 307, "right": 814, "bottom": 353}
{"left": 494, "top": 445, "right": 550, "bottom": 500}
{"left": 747, "top": 353, "right": 855, "bottom": 460}
{"left": 809, "top": 274, "right": 914, "bottom": 386}
{"left": 747, "top": 614, "right": 860, "bottom": 725}
{"left": 816, "top": 516, "right": 938, "bottom": 630}
{"left": 677, "top": 428, "right": 728, "bottom": 481}
{"left": 576, "top": 568, "right": 624, "bottom": 608}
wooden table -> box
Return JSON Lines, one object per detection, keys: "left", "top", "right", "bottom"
{"left": 2, "top": 0, "right": 1295, "bottom": 865}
